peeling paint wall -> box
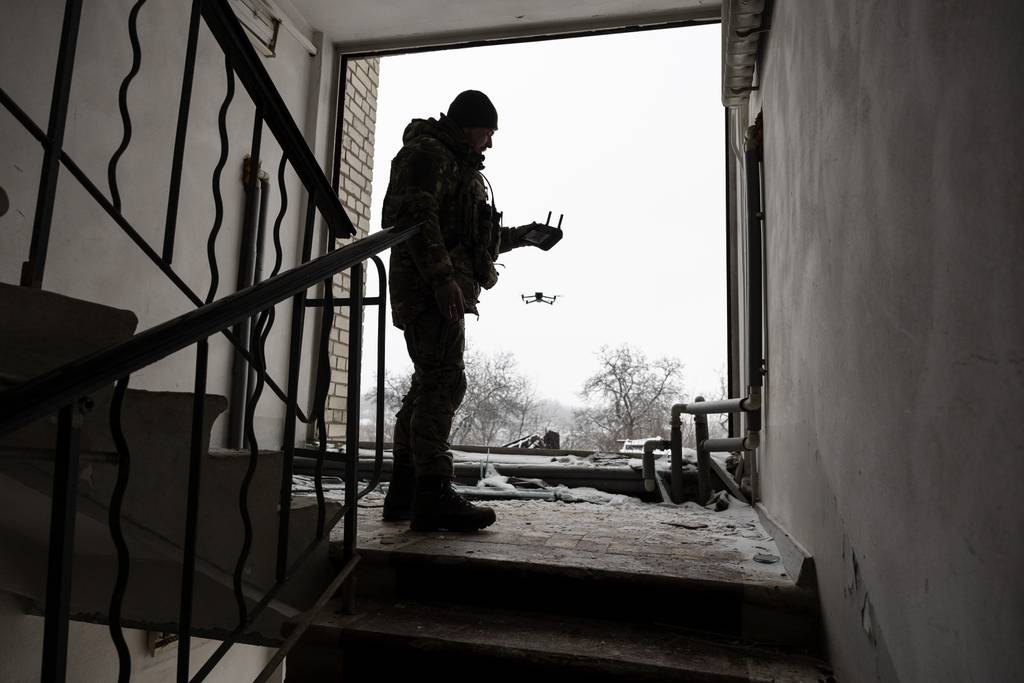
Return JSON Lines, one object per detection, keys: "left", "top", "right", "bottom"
{"left": 752, "top": 1, "right": 1024, "bottom": 681}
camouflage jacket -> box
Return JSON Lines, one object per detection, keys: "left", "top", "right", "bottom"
{"left": 383, "top": 115, "right": 521, "bottom": 328}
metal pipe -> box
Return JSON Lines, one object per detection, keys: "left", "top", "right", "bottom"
{"left": 703, "top": 437, "right": 745, "bottom": 452}
{"left": 693, "top": 397, "right": 712, "bottom": 505}
{"left": 23, "top": 0, "right": 83, "bottom": 288}
{"left": 641, "top": 439, "right": 670, "bottom": 495}
{"left": 744, "top": 146, "right": 764, "bottom": 433}
{"left": 670, "top": 412, "right": 684, "bottom": 504}
{"left": 677, "top": 397, "right": 749, "bottom": 415}
{"left": 742, "top": 141, "right": 764, "bottom": 503}
{"left": 246, "top": 172, "right": 271, "bottom": 410}
{"left": 724, "top": 107, "right": 737, "bottom": 439}
{"left": 669, "top": 394, "right": 760, "bottom": 417}
{"left": 228, "top": 142, "right": 263, "bottom": 449}
{"left": 702, "top": 435, "right": 759, "bottom": 452}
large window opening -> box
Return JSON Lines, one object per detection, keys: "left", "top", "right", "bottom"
{"left": 354, "top": 25, "right": 726, "bottom": 453}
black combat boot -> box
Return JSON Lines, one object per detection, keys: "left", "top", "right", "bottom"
{"left": 410, "top": 476, "right": 497, "bottom": 532}
{"left": 382, "top": 463, "right": 415, "bottom": 522}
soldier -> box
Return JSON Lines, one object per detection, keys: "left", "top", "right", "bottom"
{"left": 380, "top": 90, "right": 553, "bottom": 531}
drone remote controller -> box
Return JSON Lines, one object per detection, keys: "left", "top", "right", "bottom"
{"left": 520, "top": 211, "right": 564, "bottom": 251}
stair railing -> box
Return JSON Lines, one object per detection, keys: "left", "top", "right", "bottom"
{"left": 0, "top": 0, "right": 409, "bottom": 680}
{"left": 0, "top": 226, "right": 419, "bottom": 681}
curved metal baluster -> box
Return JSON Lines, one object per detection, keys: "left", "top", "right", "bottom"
{"left": 107, "top": 376, "right": 132, "bottom": 682}
{"left": 234, "top": 302, "right": 273, "bottom": 625}
{"left": 312, "top": 269, "right": 335, "bottom": 537}
{"left": 269, "top": 155, "right": 288, "bottom": 279}
{"left": 357, "top": 255, "right": 388, "bottom": 500}
{"left": 107, "top": 0, "right": 148, "bottom": 213}
{"left": 205, "top": 54, "right": 234, "bottom": 304}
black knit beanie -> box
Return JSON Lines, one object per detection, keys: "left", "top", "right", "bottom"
{"left": 446, "top": 90, "right": 498, "bottom": 130}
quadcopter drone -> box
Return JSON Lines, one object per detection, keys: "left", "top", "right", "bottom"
{"left": 522, "top": 292, "right": 560, "bottom": 305}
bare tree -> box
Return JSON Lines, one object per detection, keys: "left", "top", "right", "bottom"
{"left": 573, "top": 344, "right": 685, "bottom": 451}
{"left": 452, "top": 349, "right": 540, "bottom": 446}
{"left": 361, "top": 369, "right": 412, "bottom": 440}
{"left": 365, "top": 348, "right": 544, "bottom": 447}
{"left": 711, "top": 364, "right": 730, "bottom": 439}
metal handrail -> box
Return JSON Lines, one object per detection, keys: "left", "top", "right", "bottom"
{"left": 199, "top": 0, "right": 353, "bottom": 240}
{"left": 1, "top": 2, "right": 406, "bottom": 679}
{"left": 0, "top": 225, "right": 419, "bottom": 438}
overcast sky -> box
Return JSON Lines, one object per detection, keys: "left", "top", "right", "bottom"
{"left": 360, "top": 24, "right": 725, "bottom": 407}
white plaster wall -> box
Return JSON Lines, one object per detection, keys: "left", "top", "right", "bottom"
{"left": 0, "top": 0, "right": 334, "bottom": 448}
{"left": 0, "top": 591, "right": 282, "bottom": 682}
{"left": 755, "top": 2, "right": 1024, "bottom": 681}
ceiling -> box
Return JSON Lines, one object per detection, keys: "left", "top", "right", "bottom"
{"left": 284, "top": 0, "right": 721, "bottom": 54}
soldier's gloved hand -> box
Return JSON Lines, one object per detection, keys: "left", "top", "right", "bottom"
{"left": 434, "top": 280, "right": 465, "bottom": 321}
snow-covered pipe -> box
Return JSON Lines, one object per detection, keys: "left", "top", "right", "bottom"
{"left": 670, "top": 411, "right": 684, "bottom": 504}
{"left": 669, "top": 389, "right": 762, "bottom": 455}
{"left": 670, "top": 394, "right": 759, "bottom": 419}
{"left": 642, "top": 439, "right": 672, "bottom": 495}
{"left": 703, "top": 434, "right": 760, "bottom": 452}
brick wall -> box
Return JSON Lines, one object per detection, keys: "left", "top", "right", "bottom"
{"left": 326, "top": 57, "right": 379, "bottom": 440}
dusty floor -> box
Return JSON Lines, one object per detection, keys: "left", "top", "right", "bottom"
{"left": 335, "top": 484, "right": 793, "bottom": 590}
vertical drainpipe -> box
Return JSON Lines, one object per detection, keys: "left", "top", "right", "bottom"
{"left": 245, "top": 172, "right": 272, "bottom": 412}
{"left": 743, "top": 131, "right": 764, "bottom": 499}
{"left": 724, "top": 107, "right": 737, "bottom": 439}
{"left": 228, "top": 156, "right": 263, "bottom": 449}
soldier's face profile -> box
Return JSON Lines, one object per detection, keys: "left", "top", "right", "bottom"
{"left": 465, "top": 127, "right": 495, "bottom": 154}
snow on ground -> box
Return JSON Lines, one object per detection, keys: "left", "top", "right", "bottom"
{"left": 342, "top": 477, "right": 781, "bottom": 570}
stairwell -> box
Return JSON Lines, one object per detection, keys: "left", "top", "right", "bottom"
{"left": 0, "top": 283, "right": 337, "bottom": 644}
{"left": 0, "top": 280, "right": 837, "bottom": 681}
{"left": 284, "top": 474, "right": 835, "bottom": 681}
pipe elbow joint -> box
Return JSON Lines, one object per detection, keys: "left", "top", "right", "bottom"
{"left": 743, "top": 431, "right": 761, "bottom": 450}
{"left": 744, "top": 386, "right": 762, "bottom": 411}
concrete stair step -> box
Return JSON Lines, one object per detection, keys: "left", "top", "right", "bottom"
{"left": 0, "top": 389, "right": 341, "bottom": 635}
{"left": 0, "top": 285, "right": 343, "bottom": 636}
{"left": 1, "top": 387, "right": 225, "bottom": 461}
{"left": 0, "top": 457, "right": 340, "bottom": 640}
{"left": 291, "top": 599, "right": 832, "bottom": 682}
{"left": 335, "top": 535, "right": 821, "bottom": 655}
{"left": 0, "top": 282, "right": 138, "bottom": 381}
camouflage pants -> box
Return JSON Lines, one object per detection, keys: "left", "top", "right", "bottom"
{"left": 393, "top": 312, "right": 467, "bottom": 478}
